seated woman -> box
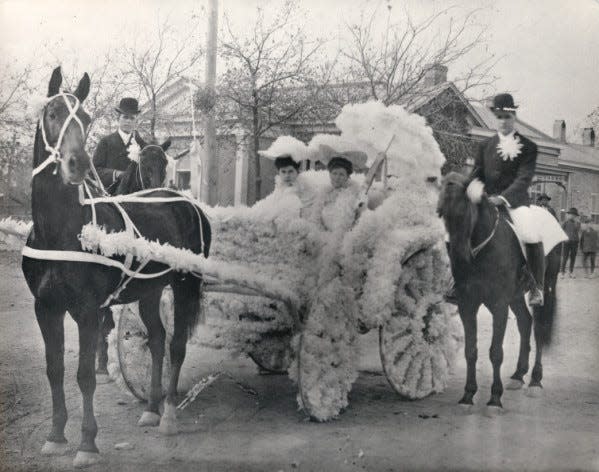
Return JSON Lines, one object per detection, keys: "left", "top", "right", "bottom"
{"left": 253, "top": 137, "right": 315, "bottom": 222}
{"left": 313, "top": 150, "right": 366, "bottom": 233}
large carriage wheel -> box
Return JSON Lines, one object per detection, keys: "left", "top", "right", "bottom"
{"left": 379, "top": 245, "right": 459, "bottom": 400}
{"left": 117, "top": 304, "right": 170, "bottom": 401}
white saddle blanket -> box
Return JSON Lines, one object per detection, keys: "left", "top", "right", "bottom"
{"left": 507, "top": 205, "right": 568, "bottom": 256}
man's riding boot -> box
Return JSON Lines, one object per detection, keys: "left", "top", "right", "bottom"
{"left": 525, "top": 242, "right": 545, "bottom": 306}
{"left": 444, "top": 242, "right": 459, "bottom": 305}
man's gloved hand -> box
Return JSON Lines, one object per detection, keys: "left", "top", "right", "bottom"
{"left": 488, "top": 195, "right": 505, "bottom": 206}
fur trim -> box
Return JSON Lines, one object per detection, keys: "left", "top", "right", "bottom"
{"left": 466, "top": 179, "right": 485, "bottom": 204}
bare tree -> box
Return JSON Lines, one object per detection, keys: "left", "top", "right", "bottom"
{"left": 217, "top": 0, "right": 334, "bottom": 199}
{"left": 341, "top": 1, "right": 499, "bottom": 106}
{"left": 123, "top": 14, "right": 204, "bottom": 141}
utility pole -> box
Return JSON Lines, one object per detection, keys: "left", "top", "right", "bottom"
{"left": 201, "top": 0, "right": 218, "bottom": 204}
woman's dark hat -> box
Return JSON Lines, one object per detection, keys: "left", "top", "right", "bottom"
{"left": 274, "top": 154, "right": 300, "bottom": 170}
{"left": 115, "top": 97, "right": 141, "bottom": 115}
{"left": 537, "top": 193, "right": 551, "bottom": 202}
{"left": 327, "top": 156, "right": 353, "bottom": 175}
{"left": 567, "top": 207, "right": 579, "bottom": 216}
{"left": 490, "top": 93, "right": 518, "bottom": 113}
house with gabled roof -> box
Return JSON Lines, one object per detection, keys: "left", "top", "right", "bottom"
{"left": 139, "top": 66, "right": 599, "bottom": 222}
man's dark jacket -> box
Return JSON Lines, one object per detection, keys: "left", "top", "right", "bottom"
{"left": 470, "top": 132, "right": 537, "bottom": 208}
{"left": 92, "top": 131, "right": 147, "bottom": 189}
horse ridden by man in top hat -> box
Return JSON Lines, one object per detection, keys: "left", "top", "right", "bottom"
{"left": 438, "top": 93, "right": 568, "bottom": 410}
{"left": 93, "top": 97, "right": 148, "bottom": 194}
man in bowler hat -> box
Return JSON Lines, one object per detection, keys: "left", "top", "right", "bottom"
{"left": 93, "top": 97, "right": 147, "bottom": 192}
{"left": 446, "top": 93, "right": 567, "bottom": 306}
{"left": 536, "top": 193, "right": 557, "bottom": 219}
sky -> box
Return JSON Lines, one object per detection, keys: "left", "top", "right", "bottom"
{"left": 1, "top": 0, "right": 598, "bottom": 140}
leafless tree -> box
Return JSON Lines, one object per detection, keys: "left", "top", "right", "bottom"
{"left": 217, "top": 0, "right": 334, "bottom": 199}
{"left": 122, "top": 14, "right": 204, "bottom": 141}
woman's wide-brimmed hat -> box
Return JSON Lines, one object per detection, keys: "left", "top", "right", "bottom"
{"left": 258, "top": 136, "right": 310, "bottom": 169}
{"left": 316, "top": 144, "right": 368, "bottom": 171}
{"left": 490, "top": 93, "right": 518, "bottom": 113}
{"left": 537, "top": 193, "right": 551, "bottom": 202}
{"left": 567, "top": 207, "right": 579, "bottom": 216}
{"left": 115, "top": 97, "right": 141, "bottom": 115}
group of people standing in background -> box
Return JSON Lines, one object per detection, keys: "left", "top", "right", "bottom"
{"left": 538, "top": 193, "right": 598, "bottom": 279}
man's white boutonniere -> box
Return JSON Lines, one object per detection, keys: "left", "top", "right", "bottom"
{"left": 497, "top": 134, "right": 523, "bottom": 161}
{"left": 127, "top": 140, "right": 140, "bottom": 163}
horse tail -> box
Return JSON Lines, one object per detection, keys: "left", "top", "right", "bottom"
{"left": 534, "top": 245, "right": 561, "bottom": 347}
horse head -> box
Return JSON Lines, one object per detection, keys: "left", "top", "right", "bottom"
{"left": 139, "top": 139, "right": 171, "bottom": 189}
{"left": 36, "top": 66, "right": 91, "bottom": 185}
{"left": 437, "top": 172, "right": 481, "bottom": 266}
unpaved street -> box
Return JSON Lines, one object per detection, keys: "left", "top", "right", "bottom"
{"left": 1, "top": 253, "right": 598, "bottom": 471}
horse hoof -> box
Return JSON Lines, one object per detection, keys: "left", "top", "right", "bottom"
{"left": 41, "top": 441, "right": 69, "bottom": 456}
{"left": 457, "top": 403, "right": 473, "bottom": 414}
{"left": 73, "top": 451, "right": 101, "bottom": 468}
{"left": 158, "top": 418, "right": 178, "bottom": 436}
{"left": 137, "top": 411, "right": 161, "bottom": 427}
{"left": 527, "top": 385, "right": 543, "bottom": 398}
{"left": 483, "top": 405, "right": 503, "bottom": 417}
{"left": 506, "top": 379, "right": 525, "bottom": 390}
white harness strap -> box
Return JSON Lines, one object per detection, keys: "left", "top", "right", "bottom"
{"left": 33, "top": 93, "right": 86, "bottom": 177}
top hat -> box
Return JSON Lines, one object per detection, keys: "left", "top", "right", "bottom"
{"left": 115, "top": 97, "right": 141, "bottom": 115}
{"left": 566, "top": 207, "right": 579, "bottom": 216}
{"left": 490, "top": 93, "right": 518, "bottom": 113}
{"left": 537, "top": 193, "right": 551, "bottom": 202}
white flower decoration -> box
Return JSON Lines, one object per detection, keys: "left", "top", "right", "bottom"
{"left": 127, "top": 142, "right": 140, "bottom": 163}
{"left": 497, "top": 134, "right": 523, "bottom": 161}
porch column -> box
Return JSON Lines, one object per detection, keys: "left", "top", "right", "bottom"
{"left": 234, "top": 128, "right": 249, "bottom": 206}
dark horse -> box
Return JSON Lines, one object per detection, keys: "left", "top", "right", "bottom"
{"left": 22, "top": 67, "right": 211, "bottom": 467}
{"left": 96, "top": 143, "right": 171, "bottom": 375}
{"left": 437, "top": 172, "right": 560, "bottom": 412}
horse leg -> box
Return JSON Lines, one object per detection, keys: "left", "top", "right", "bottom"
{"left": 487, "top": 303, "right": 509, "bottom": 409}
{"left": 35, "top": 300, "right": 70, "bottom": 456}
{"left": 73, "top": 308, "right": 101, "bottom": 467}
{"left": 458, "top": 298, "right": 480, "bottom": 406}
{"left": 137, "top": 291, "right": 165, "bottom": 427}
{"left": 528, "top": 314, "right": 545, "bottom": 396}
{"left": 95, "top": 307, "right": 114, "bottom": 376}
{"left": 506, "top": 295, "right": 532, "bottom": 390}
{"left": 159, "top": 277, "right": 201, "bottom": 435}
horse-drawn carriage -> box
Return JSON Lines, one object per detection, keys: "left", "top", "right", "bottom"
{"left": 108, "top": 167, "right": 461, "bottom": 421}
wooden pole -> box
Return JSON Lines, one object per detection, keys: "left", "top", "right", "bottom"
{"left": 201, "top": 0, "right": 218, "bottom": 204}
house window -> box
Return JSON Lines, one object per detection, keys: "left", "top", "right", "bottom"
{"left": 592, "top": 193, "right": 599, "bottom": 224}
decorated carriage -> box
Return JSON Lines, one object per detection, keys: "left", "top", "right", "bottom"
{"left": 106, "top": 101, "right": 462, "bottom": 422}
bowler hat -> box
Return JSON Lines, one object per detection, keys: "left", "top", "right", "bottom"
{"left": 490, "top": 93, "right": 518, "bottom": 113}
{"left": 566, "top": 207, "right": 579, "bottom": 216}
{"left": 537, "top": 193, "right": 551, "bottom": 202}
{"left": 115, "top": 97, "right": 141, "bottom": 115}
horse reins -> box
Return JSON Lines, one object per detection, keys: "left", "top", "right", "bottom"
{"left": 470, "top": 202, "right": 500, "bottom": 258}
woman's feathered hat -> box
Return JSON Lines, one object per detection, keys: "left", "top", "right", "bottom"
{"left": 308, "top": 134, "right": 368, "bottom": 173}
{"left": 258, "top": 136, "right": 311, "bottom": 169}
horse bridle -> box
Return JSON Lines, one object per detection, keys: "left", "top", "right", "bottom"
{"left": 33, "top": 93, "right": 87, "bottom": 177}
{"left": 136, "top": 144, "right": 166, "bottom": 190}
{"left": 470, "top": 198, "right": 500, "bottom": 258}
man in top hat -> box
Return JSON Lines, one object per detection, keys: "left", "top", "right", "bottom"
{"left": 536, "top": 193, "right": 557, "bottom": 219}
{"left": 446, "top": 93, "right": 567, "bottom": 306}
{"left": 92, "top": 97, "right": 147, "bottom": 192}
{"left": 561, "top": 207, "right": 581, "bottom": 278}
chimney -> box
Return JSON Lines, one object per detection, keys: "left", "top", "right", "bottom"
{"left": 582, "top": 127, "right": 596, "bottom": 147}
{"left": 423, "top": 64, "right": 448, "bottom": 88}
{"left": 553, "top": 120, "right": 566, "bottom": 143}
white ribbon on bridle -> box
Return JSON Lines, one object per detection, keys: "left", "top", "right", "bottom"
{"left": 33, "top": 93, "right": 87, "bottom": 177}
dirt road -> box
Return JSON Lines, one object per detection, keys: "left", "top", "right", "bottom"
{"left": 1, "top": 253, "right": 598, "bottom": 471}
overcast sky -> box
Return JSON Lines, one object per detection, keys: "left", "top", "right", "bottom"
{"left": 1, "top": 0, "right": 598, "bottom": 139}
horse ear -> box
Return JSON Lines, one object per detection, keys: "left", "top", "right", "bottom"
{"left": 160, "top": 137, "right": 172, "bottom": 152}
{"left": 48, "top": 66, "right": 62, "bottom": 97}
{"left": 74, "top": 73, "right": 90, "bottom": 102}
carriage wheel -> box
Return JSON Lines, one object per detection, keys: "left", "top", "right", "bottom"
{"left": 116, "top": 304, "right": 170, "bottom": 401}
{"left": 379, "top": 245, "right": 460, "bottom": 400}
{"left": 248, "top": 331, "right": 293, "bottom": 373}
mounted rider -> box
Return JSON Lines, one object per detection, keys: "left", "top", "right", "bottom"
{"left": 446, "top": 93, "right": 566, "bottom": 306}
{"left": 92, "top": 97, "right": 147, "bottom": 194}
